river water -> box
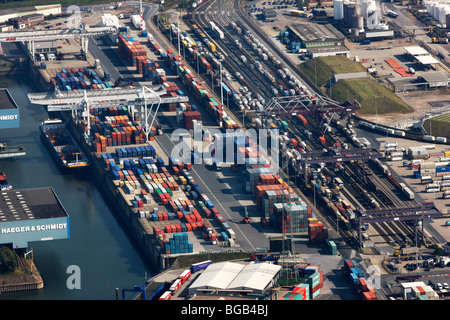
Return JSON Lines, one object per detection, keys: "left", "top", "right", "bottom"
{"left": 0, "top": 76, "right": 153, "bottom": 300}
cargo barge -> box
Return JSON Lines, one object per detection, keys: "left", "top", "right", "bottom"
{"left": 0, "top": 171, "right": 12, "bottom": 190}
{"left": 0, "top": 143, "right": 26, "bottom": 159}
{"left": 39, "top": 119, "right": 90, "bottom": 170}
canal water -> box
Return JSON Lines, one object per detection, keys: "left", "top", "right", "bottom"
{"left": 0, "top": 76, "right": 154, "bottom": 300}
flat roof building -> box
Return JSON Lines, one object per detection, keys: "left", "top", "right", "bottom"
{"left": 0, "top": 187, "right": 70, "bottom": 248}
{"left": 421, "top": 72, "right": 449, "bottom": 88}
{"left": 188, "top": 261, "right": 281, "bottom": 296}
{"left": 0, "top": 88, "right": 20, "bottom": 129}
{"left": 262, "top": 8, "right": 277, "bottom": 20}
{"left": 287, "top": 23, "right": 350, "bottom": 58}
{"left": 288, "top": 23, "right": 345, "bottom": 46}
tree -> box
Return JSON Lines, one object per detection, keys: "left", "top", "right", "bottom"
{"left": 0, "top": 246, "right": 17, "bottom": 273}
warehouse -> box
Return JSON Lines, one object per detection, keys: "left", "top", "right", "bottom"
{"left": 287, "top": 23, "right": 346, "bottom": 46}
{"left": 188, "top": 261, "right": 281, "bottom": 296}
{"left": 0, "top": 88, "right": 20, "bottom": 129}
{"left": 0, "top": 4, "right": 61, "bottom": 25}
{"left": 307, "top": 45, "right": 350, "bottom": 58}
{"left": 404, "top": 46, "right": 440, "bottom": 69}
{"left": 286, "top": 23, "right": 349, "bottom": 58}
{"left": 0, "top": 187, "right": 70, "bottom": 248}
{"left": 421, "top": 72, "right": 449, "bottom": 88}
{"left": 9, "top": 13, "right": 44, "bottom": 29}
{"left": 334, "top": 72, "right": 369, "bottom": 82}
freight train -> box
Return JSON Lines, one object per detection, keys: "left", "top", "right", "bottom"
{"left": 358, "top": 120, "right": 448, "bottom": 145}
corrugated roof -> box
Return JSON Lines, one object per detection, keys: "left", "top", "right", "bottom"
{"left": 189, "top": 262, "right": 281, "bottom": 293}
{"left": 290, "top": 23, "right": 344, "bottom": 42}
{"left": 421, "top": 72, "right": 449, "bottom": 82}
{"left": 228, "top": 263, "right": 281, "bottom": 291}
{"left": 189, "top": 262, "right": 245, "bottom": 290}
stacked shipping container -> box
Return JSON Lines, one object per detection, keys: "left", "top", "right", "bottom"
{"left": 341, "top": 259, "right": 377, "bottom": 300}
{"left": 308, "top": 218, "right": 328, "bottom": 244}
{"left": 118, "top": 34, "right": 147, "bottom": 67}
{"left": 164, "top": 232, "right": 194, "bottom": 254}
{"left": 280, "top": 264, "right": 324, "bottom": 300}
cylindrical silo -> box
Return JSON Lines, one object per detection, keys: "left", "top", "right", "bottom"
{"left": 433, "top": 4, "right": 440, "bottom": 19}
{"left": 334, "top": 0, "right": 344, "bottom": 20}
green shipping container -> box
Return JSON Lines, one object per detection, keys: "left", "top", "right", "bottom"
{"left": 311, "top": 289, "right": 320, "bottom": 300}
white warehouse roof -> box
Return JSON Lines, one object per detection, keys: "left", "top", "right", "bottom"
{"left": 228, "top": 263, "right": 281, "bottom": 292}
{"left": 404, "top": 46, "right": 429, "bottom": 56}
{"left": 415, "top": 55, "right": 440, "bottom": 65}
{"left": 188, "top": 262, "right": 281, "bottom": 295}
{"left": 189, "top": 262, "right": 245, "bottom": 292}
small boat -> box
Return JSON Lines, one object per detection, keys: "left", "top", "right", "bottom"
{"left": 0, "top": 143, "right": 26, "bottom": 159}
{"left": 39, "top": 119, "right": 90, "bottom": 169}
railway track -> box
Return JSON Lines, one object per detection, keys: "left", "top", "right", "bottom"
{"left": 173, "top": 0, "right": 441, "bottom": 247}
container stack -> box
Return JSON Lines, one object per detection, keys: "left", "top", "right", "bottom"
{"left": 308, "top": 218, "right": 328, "bottom": 244}
{"left": 281, "top": 265, "right": 324, "bottom": 300}
{"left": 341, "top": 259, "right": 378, "bottom": 300}
{"left": 118, "top": 34, "right": 147, "bottom": 66}
{"left": 183, "top": 111, "right": 202, "bottom": 130}
{"left": 407, "top": 284, "right": 438, "bottom": 300}
{"left": 51, "top": 67, "right": 113, "bottom": 92}
{"left": 242, "top": 165, "right": 277, "bottom": 193}
{"left": 254, "top": 184, "right": 293, "bottom": 211}
{"left": 325, "top": 239, "right": 337, "bottom": 255}
{"left": 280, "top": 202, "right": 309, "bottom": 233}
{"left": 306, "top": 271, "right": 323, "bottom": 300}
{"left": 89, "top": 107, "right": 147, "bottom": 148}
{"left": 260, "top": 189, "right": 290, "bottom": 218}
{"left": 163, "top": 232, "right": 194, "bottom": 254}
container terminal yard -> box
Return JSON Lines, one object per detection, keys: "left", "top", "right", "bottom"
{"left": 0, "top": 0, "right": 449, "bottom": 303}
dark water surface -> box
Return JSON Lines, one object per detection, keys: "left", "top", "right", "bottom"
{"left": 0, "top": 76, "right": 152, "bottom": 300}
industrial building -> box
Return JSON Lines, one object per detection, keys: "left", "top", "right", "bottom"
{"left": 9, "top": 14, "right": 44, "bottom": 29}
{"left": 333, "top": 0, "right": 393, "bottom": 39}
{"left": 33, "top": 40, "right": 58, "bottom": 54}
{"left": 0, "top": 187, "right": 70, "bottom": 249}
{"left": 424, "top": 0, "right": 450, "bottom": 27}
{"left": 188, "top": 261, "right": 281, "bottom": 296}
{"left": 404, "top": 46, "right": 440, "bottom": 69}
{"left": 334, "top": 72, "right": 369, "bottom": 82}
{"left": 285, "top": 23, "right": 350, "bottom": 58}
{"left": 262, "top": 8, "right": 277, "bottom": 20}
{"left": 0, "top": 4, "right": 61, "bottom": 25}
{"left": 420, "top": 72, "right": 449, "bottom": 88}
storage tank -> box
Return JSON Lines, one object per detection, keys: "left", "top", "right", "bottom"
{"left": 334, "top": 0, "right": 344, "bottom": 20}
{"left": 438, "top": 7, "right": 449, "bottom": 24}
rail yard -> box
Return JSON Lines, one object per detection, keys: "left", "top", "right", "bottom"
{"left": 0, "top": 0, "right": 449, "bottom": 303}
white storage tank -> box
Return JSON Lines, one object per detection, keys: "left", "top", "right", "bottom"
{"left": 334, "top": 0, "right": 344, "bottom": 20}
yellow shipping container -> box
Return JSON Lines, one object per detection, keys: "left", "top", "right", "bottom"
{"left": 445, "top": 151, "right": 450, "bottom": 157}
{"left": 308, "top": 218, "right": 319, "bottom": 224}
{"left": 209, "top": 42, "right": 216, "bottom": 52}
